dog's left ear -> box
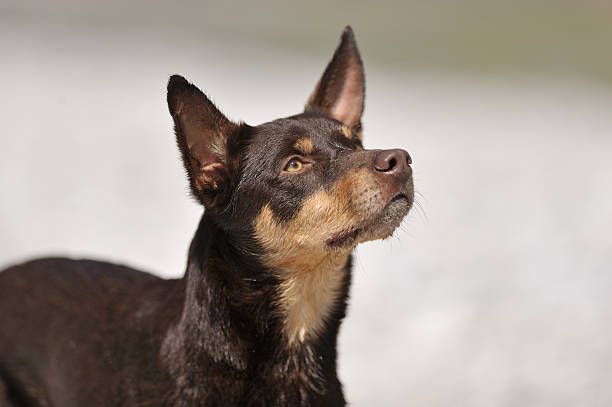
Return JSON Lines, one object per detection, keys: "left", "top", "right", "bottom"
{"left": 305, "top": 26, "right": 365, "bottom": 134}
{"left": 167, "top": 75, "right": 239, "bottom": 207}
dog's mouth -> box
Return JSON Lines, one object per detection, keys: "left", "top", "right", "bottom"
{"left": 326, "top": 227, "right": 361, "bottom": 249}
{"left": 325, "top": 193, "right": 411, "bottom": 249}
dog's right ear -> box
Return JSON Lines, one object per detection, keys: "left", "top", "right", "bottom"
{"left": 167, "top": 75, "right": 239, "bottom": 207}
{"left": 305, "top": 26, "right": 365, "bottom": 134}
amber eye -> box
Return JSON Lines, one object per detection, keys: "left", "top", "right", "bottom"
{"left": 284, "top": 159, "right": 304, "bottom": 172}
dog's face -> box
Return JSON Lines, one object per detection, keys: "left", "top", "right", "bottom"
{"left": 243, "top": 116, "right": 413, "bottom": 259}
{"left": 168, "top": 27, "right": 413, "bottom": 268}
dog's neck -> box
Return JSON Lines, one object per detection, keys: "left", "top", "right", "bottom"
{"left": 161, "top": 214, "right": 350, "bottom": 402}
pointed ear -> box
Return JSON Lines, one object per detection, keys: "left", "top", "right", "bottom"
{"left": 167, "top": 75, "right": 239, "bottom": 206}
{"left": 305, "top": 26, "right": 365, "bottom": 134}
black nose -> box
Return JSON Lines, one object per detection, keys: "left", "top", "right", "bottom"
{"left": 374, "top": 149, "right": 412, "bottom": 174}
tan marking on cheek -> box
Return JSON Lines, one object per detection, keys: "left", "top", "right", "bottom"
{"left": 253, "top": 167, "right": 383, "bottom": 345}
{"left": 253, "top": 174, "right": 367, "bottom": 345}
{"left": 254, "top": 205, "right": 351, "bottom": 345}
{"left": 293, "top": 137, "right": 315, "bottom": 155}
{"left": 340, "top": 125, "right": 352, "bottom": 140}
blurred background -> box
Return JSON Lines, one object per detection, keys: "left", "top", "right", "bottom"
{"left": 2, "top": 0, "right": 612, "bottom": 405}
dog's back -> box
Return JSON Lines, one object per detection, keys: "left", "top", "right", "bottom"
{"left": 0, "top": 258, "right": 181, "bottom": 406}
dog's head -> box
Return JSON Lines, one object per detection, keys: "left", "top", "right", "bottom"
{"left": 168, "top": 26, "right": 413, "bottom": 343}
{"left": 167, "top": 26, "right": 413, "bottom": 271}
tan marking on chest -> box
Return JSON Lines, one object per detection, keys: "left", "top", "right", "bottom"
{"left": 253, "top": 168, "right": 379, "bottom": 345}
{"left": 278, "top": 252, "right": 349, "bottom": 344}
{"left": 254, "top": 204, "right": 352, "bottom": 345}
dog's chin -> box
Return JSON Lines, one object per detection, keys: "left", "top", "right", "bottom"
{"left": 325, "top": 194, "right": 412, "bottom": 250}
{"left": 359, "top": 194, "right": 412, "bottom": 242}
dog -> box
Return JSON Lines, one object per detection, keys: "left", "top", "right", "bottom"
{"left": 0, "top": 26, "right": 413, "bottom": 406}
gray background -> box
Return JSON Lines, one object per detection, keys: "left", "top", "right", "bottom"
{"left": 2, "top": 1, "right": 612, "bottom": 405}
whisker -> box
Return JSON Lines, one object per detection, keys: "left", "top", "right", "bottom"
{"left": 411, "top": 190, "right": 428, "bottom": 222}
{"left": 413, "top": 200, "right": 428, "bottom": 222}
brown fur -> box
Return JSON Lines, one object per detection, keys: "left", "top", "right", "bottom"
{"left": 293, "top": 137, "right": 316, "bottom": 155}
{"left": 0, "top": 26, "right": 413, "bottom": 407}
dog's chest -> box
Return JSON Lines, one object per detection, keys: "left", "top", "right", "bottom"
{"left": 160, "top": 348, "right": 339, "bottom": 407}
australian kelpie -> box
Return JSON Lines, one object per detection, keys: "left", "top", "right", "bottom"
{"left": 0, "top": 26, "right": 413, "bottom": 406}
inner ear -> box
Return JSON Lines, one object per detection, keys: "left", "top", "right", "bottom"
{"left": 167, "top": 75, "right": 239, "bottom": 205}
{"left": 305, "top": 26, "right": 365, "bottom": 133}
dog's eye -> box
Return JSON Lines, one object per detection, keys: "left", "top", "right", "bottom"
{"left": 284, "top": 159, "right": 304, "bottom": 172}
